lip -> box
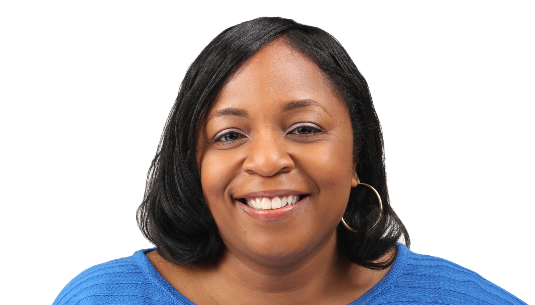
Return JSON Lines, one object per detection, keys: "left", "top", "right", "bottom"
{"left": 235, "top": 190, "right": 307, "bottom": 199}
{"left": 236, "top": 190, "right": 309, "bottom": 222}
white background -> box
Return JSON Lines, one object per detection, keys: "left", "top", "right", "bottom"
{"left": 1, "top": 1, "right": 533, "bottom": 304}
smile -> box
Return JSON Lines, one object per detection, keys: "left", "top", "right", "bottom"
{"left": 235, "top": 191, "right": 310, "bottom": 221}
{"left": 243, "top": 195, "right": 302, "bottom": 210}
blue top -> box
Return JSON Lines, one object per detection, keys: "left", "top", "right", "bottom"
{"left": 53, "top": 244, "right": 526, "bottom": 304}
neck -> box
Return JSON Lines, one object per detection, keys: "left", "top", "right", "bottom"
{"left": 223, "top": 232, "right": 344, "bottom": 289}
{"left": 195, "top": 232, "right": 388, "bottom": 304}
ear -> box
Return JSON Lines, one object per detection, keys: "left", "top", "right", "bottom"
{"left": 351, "top": 170, "right": 359, "bottom": 187}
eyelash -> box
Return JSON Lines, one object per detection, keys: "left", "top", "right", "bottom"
{"left": 213, "top": 129, "right": 247, "bottom": 143}
{"left": 212, "top": 123, "right": 323, "bottom": 143}
{"left": 287, "top": 123, "right": 323, "bottom": 136}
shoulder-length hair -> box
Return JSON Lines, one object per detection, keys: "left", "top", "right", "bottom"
{"left": 137, "top": 17, "right": 410, "bottom": 269}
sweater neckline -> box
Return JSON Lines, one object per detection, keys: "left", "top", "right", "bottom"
{"left": 133, "top": 243, "right": 409, "bottom": 305}
{"left": 347, "top": 243, "right": 408, "bottom": 304}
{"left": 133, "top": 249, "right": 197, "bottom": 304}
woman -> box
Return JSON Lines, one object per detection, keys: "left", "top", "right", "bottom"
{"left": 54, "top": 17, "right": 525, "bottom": 304}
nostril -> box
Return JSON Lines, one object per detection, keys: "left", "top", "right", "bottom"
{"left": 241, "top": 144, "right": 295, "bottom": 177}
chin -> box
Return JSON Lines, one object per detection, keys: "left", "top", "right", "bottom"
{"left": 223, "top": 229, "right": 338, "bottom": 268}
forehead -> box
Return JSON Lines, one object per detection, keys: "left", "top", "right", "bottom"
{"left": 208, "top": 39, "right": 343, "bottom": 114}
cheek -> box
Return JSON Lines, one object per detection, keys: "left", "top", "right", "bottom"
{"left": 199, "top": 151, "right": 239, "bottom": 207}
{"left": 302, "top": 132, "right": 355, "bottom": 185}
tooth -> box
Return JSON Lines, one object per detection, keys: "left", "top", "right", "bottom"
{"left": 272, "top": 197, "right": 281, "bottom": 209}
{"left": 294, "top": 196, "right": 299, "bottom": 204}
{"left": 254, "top": 198, "right": 261, "bottom": 209}
{"left": 261, "top": 198, "right": 271, "bottom": 209}
{"left": 288, "top": 195, "right": 294, "bottom": 205}
{"left": 281, "top": 196, "right": 287, "bottom": 207}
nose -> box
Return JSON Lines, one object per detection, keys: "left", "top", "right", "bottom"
{"left": 242, "top": 132, "right": 295, "bottom": 177}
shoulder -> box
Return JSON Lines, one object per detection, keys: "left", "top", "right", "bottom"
{"left": 52, "top": 249, "right": 187, "bottom": 305}
{"left": 382, "top": 244, "right": 526, "bottom": 304}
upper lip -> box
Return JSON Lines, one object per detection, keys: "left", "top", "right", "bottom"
{"left": 234, "top": 190, "right": 308, "bottom": 199}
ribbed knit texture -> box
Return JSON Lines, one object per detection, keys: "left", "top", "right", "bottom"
{"left": 53, "top": 244, "right": 526, "bottom": 304}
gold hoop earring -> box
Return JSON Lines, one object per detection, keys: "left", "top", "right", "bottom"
{"left": 341, "top": 179, "right": 383, "bottom": 233}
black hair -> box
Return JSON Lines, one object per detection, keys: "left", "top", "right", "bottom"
{"left": 137, "top": 17, "right": 410, "bottom": 269}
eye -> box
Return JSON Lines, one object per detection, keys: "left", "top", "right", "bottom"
{"left": 213, "top": 129, "right": 247, "bottom": 142}
{"left": 288, "top": 123, "right": 323, "bottom": 135}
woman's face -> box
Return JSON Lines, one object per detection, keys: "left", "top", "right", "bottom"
{"left": 197, "top": 39, "right": 358, "bottom": 266}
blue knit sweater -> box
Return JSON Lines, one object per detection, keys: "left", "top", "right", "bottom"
{"left": 53, "top": 244, "right": 525, "bottom": 304}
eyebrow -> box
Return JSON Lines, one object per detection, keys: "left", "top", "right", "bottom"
{"left": 208, "top": 99, "right": 330, "bottom": 121}
{"left": 281, "top": 99, "right": 330, "bottom": 116}
{"left": 209, "top": 108, "right": 248, "bottom": 120}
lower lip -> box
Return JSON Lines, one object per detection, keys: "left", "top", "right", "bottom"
{"left": 239, "top": 196, "right": 308, "bottom": 222}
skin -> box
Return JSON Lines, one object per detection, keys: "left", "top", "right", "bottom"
{"left": 147, "top": 39, "right": 391, "bottom": 304}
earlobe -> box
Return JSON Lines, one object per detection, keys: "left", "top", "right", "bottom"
{"left": 351, "top": 171, "right": 359, "bottom": 187}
